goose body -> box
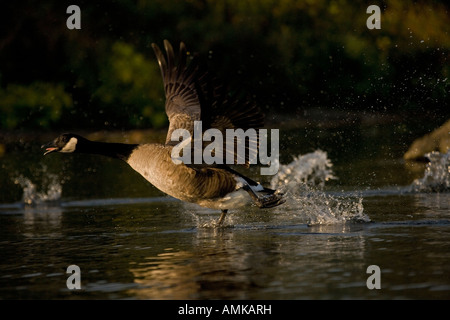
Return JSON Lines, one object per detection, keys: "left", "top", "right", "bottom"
{"left": 127, "top": 143, "right": 246, "bottom": 210}
{"left": 43, "top": 40, "right": 284, "bottom": 225}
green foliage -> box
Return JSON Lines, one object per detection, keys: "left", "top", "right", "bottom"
{"left": 0, "top": 82, "right": 72, "bottom": 129}
{"left": 94, "top": 41, "right": 166, "bottom": 128}
{"left": 0, "top": 0, "right": 448, "bottom": 130}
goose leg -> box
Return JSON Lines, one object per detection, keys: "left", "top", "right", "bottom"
{"left": 216, "top": 209, "right": 228, "bottom": 226}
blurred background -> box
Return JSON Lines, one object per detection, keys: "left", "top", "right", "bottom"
{"left": 0, "top": 0, "right": 448, "bottom": 132}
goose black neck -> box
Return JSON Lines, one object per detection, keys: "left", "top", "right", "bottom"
{"left": 77, "top": 139, "right": 138, "bottom": 161}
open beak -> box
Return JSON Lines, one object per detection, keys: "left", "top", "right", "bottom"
{"left": 42, "top": 141, "right": 59, "bottom": 155}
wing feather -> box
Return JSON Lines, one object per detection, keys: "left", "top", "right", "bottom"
{"left": 152, "top": 40, "right": 265, "bottom": 167}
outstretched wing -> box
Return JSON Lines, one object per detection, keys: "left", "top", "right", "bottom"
{"left": 151, "top": 40, "right": 202, "bottom": 145}
{"left": 152, "top": 40, "right": 264, "bottom": 167}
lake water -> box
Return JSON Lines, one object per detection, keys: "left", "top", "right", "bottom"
{"left": 0, "top": 124, "right": 449, "bottom": 300}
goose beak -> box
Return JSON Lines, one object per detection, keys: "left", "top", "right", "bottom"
{"left": 42, "top": 141, "right": 59, "bottom": 155}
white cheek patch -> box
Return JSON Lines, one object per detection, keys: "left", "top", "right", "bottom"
{"left": 60, "top": 137, "right": 78, "bottom": 153}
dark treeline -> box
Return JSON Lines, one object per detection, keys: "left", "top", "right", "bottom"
{"left": 0, "top": 0, "right": 449, "bottom": 130}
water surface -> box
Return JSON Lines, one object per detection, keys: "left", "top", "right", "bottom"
{"left": 1, "top": 125, "right": 449, "bottom": 299}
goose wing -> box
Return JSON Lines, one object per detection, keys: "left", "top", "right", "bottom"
{"left": 151, "top": 40, "right": 264, "bottom": 167}
{"left": 151, "top": 40, "right": 201, "bottom": 144}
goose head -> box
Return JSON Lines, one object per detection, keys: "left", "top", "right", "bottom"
{"left": 42, "top": 133, "right": 85, "bottom": 155}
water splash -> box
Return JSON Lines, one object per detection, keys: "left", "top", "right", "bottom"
{"left": 271, "top": 150, "right": 370, "bottom": 225}
{"left": 409, "top": 151, "right": 450, "bottom": 192}
{"left": 187, "top": 150, "right": 369, "bottom": 227}
{"left": 14, "top": 174, "right": 62, "bottom": 206}
{"left": 270, "top": 150, "right": 336, "bottom": 190}
{"left": 287, "top": 189, "right": 366, "bottom": 225}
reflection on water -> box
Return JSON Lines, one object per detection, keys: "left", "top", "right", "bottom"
{"left": 22, "top": 206, "right": 63, "bottom": 239}
{"left": 414, "top": 193, "right": 450, "bottom": 217}
{"left": 129, "top": 250, "right": 199, "bottom": 299}
{"left": 126, "top": 223, "right": 369, "bottom": 300}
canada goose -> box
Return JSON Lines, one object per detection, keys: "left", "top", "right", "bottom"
{"left": 42, "top": 40, "right": 285, "bottom": 226}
